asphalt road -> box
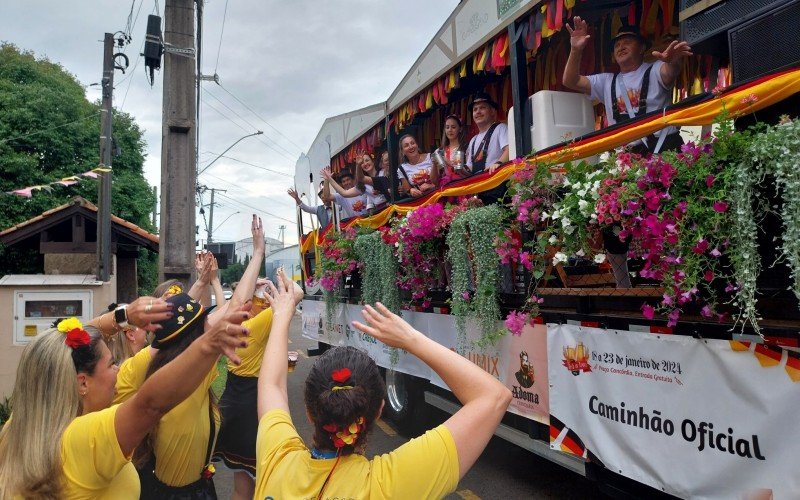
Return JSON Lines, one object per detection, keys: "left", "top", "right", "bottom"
{"left": 215, "top": 314, "right": 606, "bottom": 499}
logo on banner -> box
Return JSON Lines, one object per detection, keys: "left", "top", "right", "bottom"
{"left": 562, "top": 342, "right": 592, "bottom": 376}
{"left": 514, "top": 351, "right": 535, "bottom": 388}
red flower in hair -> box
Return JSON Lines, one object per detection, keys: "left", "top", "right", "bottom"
{"left": 331, "top": 368, "right": 351, "bottom": 384}
{"left": 65, "top": 329, "right": 90, "bottom": 349}
{"left": 322, "top": 423, "right": 338, "bottom": 433}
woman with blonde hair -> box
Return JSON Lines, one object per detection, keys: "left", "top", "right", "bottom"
{"left": 321, "top": 151, "right": 389, "bottom": 212}
{"left": 0, "top": 296, "right": 250, "bottom": 499}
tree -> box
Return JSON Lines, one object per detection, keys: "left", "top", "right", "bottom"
{"left": 0, "top": 43, "right": 158, "bottom": 295}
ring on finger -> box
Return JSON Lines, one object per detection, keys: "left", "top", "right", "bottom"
{"left": 145, "top": 304, "right": 153, "bottom": 313}
{"left": 225, "top": 324, "right": 231, "bottom": 334}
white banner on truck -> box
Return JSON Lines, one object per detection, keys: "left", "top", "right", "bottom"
{"left": 301, "top": 299, "right": 550, "bottom": 423}
{"left": 548, "top": 323, "right": 800, "bottom": 499}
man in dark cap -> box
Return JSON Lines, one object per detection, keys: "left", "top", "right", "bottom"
{"left": 563, "top": 17, "right": 693, "bottom": 154}
{"left": 465, "top": 91, "right": 509, "bottom": 175}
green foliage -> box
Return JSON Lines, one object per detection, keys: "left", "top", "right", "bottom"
{"left": 220, "top": 261, "right": 245, "bottom": 286}
{"left": 0, "top": 43, "right": 156, "bottom": 279}
{"left": 354, "top": 231, "right": 400, "bottom": 313}
{"left": 446, "top": 204, "right": 506, "bottom": 349}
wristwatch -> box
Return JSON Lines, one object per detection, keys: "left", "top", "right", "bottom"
{"left": 114, "top": 304, "right": 130, "bottom": 329}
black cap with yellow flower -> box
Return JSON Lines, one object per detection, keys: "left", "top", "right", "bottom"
{"left": 152, "top": 293, "right": 214, "bottom": 348}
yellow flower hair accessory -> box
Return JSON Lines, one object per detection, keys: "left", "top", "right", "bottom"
{"left": 57, "top": 317, "right": 83, "bottom": 334}
{"left": 168, "top": 284, "right": 183, "bottom": 296}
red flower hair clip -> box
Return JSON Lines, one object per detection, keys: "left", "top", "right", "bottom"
{"left": 57, "top": 318, "right": 91, "bottom": 349}
{"left": 331, "top": 368, "right": 351, "bottom": 384}
{"left": 323, "top": 417, "right": 365, "bottom": 448}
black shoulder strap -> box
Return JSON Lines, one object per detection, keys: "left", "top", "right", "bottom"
{"left": 611, "top": 64, "right": 653, "bottom": 123}
{"left": 398, "top": 164, "right": 416, "bottom": 188}
{"left": 204, "top": 396, "right": 216, "bottom": 467}
{"left": 470, "top": 123, "right": 500, "bottom": 162}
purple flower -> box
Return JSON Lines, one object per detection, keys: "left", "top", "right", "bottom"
{"left": 461, "top": 291, "right": 471, "bottom": 301}
{"left": 642, "top": 304, "right": 655, "bottom": 320}
{"left": 713, "top": 201, "right": 729, "bottom": 213}
{"left": 706, "top": 175, "right": 716, "bottom": 188}
{"left": 505, "top": 311, "right": 529, "bottom": 336}
{"left": 710, "top": 247, "right": 722, "bottom": 258}
{"left": 701, "top": 305, "right": 713, "bottom": 318}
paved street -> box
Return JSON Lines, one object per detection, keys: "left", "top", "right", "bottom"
{"left": 214, "top": 314, "right": 605, "bottom": 499}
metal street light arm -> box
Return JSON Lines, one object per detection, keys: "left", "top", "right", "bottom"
{"left": 198, "top": 130, "right": 263, "bottom": 175}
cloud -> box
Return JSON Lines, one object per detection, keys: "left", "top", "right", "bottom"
{"left": 1, "top": 0, "right": 459, "bottom": 244}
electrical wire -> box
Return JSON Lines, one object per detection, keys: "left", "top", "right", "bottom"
{"left": 215, "top": 192, "right": 297, "bottom": 225}
{"left": 214, "top": 0, "right": 229, "bottom": 74}
{"left": 0, "top": 113, "right": 101, "bottom": 146}
{"left": 200, "top": 96, "right": 297, "bottom": 162}
{"left": 200, "top": 171, "right": 296, "bottom": 208}
{"left": 201, "top": 87, "right": 297, "bottom": 160}
{"left": 199, "top": 152, "right": 293, "bottom": 178}
{"left": 217, "top": 82, "right": 305, "bottom": 153}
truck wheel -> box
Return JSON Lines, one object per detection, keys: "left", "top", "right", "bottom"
{"left": 383, "top": 368, "right": 427, "bottom": 437}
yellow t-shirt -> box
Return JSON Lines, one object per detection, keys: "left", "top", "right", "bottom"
{"left": 113, "top": 347, "right": 220, "bottom": 486}
{"left": 254, "top": 409, "right": 459, "bottom": 499}
{"left": 228, "top": 306, "right": 273, "bottom": 377}
{"left": 61, "top": 405, "right": 140, "bottom": 499}
{"left": 114, "top": 346, "right": 150, "bottom": 405}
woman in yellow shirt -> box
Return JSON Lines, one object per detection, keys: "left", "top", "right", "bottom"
{"left": 0, "top": 296, "right": 250, "bottom": 499}
{"left": 253, "top": 269, "right": 512, "bottom": 499}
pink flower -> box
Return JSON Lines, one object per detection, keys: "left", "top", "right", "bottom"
{"left": 704, "top": 270, "right": 714, "bottom": 282}
{"left": 692, "top": 239, "right": 709, "bottom": 254}
{"left": 701, "top": 305, "right": 713, "bottom": 318}
{"left": 710, "top": 247, "right": 722, "bottom": 258}
{"left": 642, "top": 304, "right": 655, "bottom": 320}
{"left": 505, "top": 311, "right": 529, "bottom": 336}
{"left": 741, "top": 93, "right": 758, "bottom": 105}
{"left": 705, "top": 175, "right": 715, "bottom": 188}
{"left": 667, "top": 309, "right": 681, "bottom": 327}
{"left": 461, "top": 291, "right": 470, "bottom": 301}
{"left": 712, "top": 201, "right": 729, "bottom": 213}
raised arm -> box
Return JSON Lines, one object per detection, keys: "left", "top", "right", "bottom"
{"left": 563, "top": 17, "right": 592, "bottom": 94}
{"left": 257, "top": 267, "right": 304, "bottom": 418}
{"left": 653, "top": 40, "right": 693, "bottom": 88}
{"left": 322, "top": 166, "right": 362, "bottom": 197}
{"left": 189, "top": 252, "right": 215, "bottom": 306}
{"left": 353, "top": 303, "right": 512, "bottom": 479}
{"left": 320, "top": 168, "right": 335, "bottom": 204}
{"left": 87, "top": 296, "right": 174, "bottom": 339}
{"left": 114, "top": 306, "right": 250, "bottom": 456}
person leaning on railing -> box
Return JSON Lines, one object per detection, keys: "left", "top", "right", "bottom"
{"left": 322, "top": 152, "right": 390, "bottom": 213}
{"left": 397, "top": 133, "right": 439, "bottom": 199}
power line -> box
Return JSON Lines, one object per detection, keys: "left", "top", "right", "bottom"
{"left": 201, "top": 87, "right": 297, "bottom": 160}
{"left": 215, "top": 192, "right": 297, "bottom": 225}
{"left": 214, "top": 0, "right": 229, "bottom": 73}
{"left": 199, "top": 152, "right": 293, "bottom": 177}
{"left": 200, "top": 96, "right": 297, "bottom": 162}
{"left": 217, "top": 82, "right": 305, "bottom": 153}
{"left": 201, "top": 171, "right": 296, "bottom": 208}
{"left": 0, "top": 112, "right": 101, "bottom": 146}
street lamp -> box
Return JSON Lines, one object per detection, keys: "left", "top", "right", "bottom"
{"left": 208, "top": 211, "right": 240, "bottom": 244}
{"left": 198, "top": 130, "right": 263, "bottom": 175}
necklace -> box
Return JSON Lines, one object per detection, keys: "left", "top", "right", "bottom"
{"left": 311, "top": 448, "right": 339, "bottom": 460}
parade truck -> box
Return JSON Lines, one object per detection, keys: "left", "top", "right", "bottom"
{"left": 294, "top": 0, "right": 800, "bottom": 497}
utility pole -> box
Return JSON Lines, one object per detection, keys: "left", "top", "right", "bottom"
{"left": 158, "top": 0, "right": 197, "bottom": 284}
{"left": 207, "top": 187, "right": 226, "bottom": 244}
{"left": 278, "top": 225, "right": 286, "bottom": 248}
{"left": 151, "top": 186, "right": 158, "bottom": 228}
{"left": 97, "top": 32, "right": 114, "bottom": 282}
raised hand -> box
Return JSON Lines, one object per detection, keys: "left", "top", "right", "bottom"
{"left": 202, "top": 305, "right": 251, "bottom": 365}
{"left": 197, "top": 252, "right": 215, "bottom": 285}
{"left": 652, "top": 40, "right": 693, "bottom": 64}
{"left": 566, "top": 16, "right": 590, "bottom": 51}
{"left": 287, "top": 187, "right": 301, "bottom": 204}
{"left": 251, "top": 214, "right": 265, "bottom": 254}
{"left": 321, "top": 166, "right": 333, "bottom": 180}
{"left": 263, "top": 267, "right": 298, "bottom": 320}
{"left": 126, "top": 296, "right": 173, "bottom": 332}
{"left": 352, "top": 303, "right": 419, "bottom": 350}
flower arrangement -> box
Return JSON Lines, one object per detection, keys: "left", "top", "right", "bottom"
{"left": 385, "top": 198, "right": 478, "bottom": 307}
{"left": 315, "top": 227, "right": 361, "bottom": 323}
{"left": 57, "top": 317, "right": 91, "bottom": 349}
{"left": 446, "top": 204, "right": 505, "bottom": 348}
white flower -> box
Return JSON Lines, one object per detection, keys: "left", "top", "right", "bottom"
{"left": 577, "top": 189, "right": 587, "bottom": 198}
{"left": 540, "top": 211, "right": 550, "bottom": 220}
{"left": 590, "top": 213, "right": 598, "bottom": 219}
{"left": 594, "top": 253, "right": 606, "bottom": 264}
{"left": 578, "top": 199, "right": 589, "bottom": 211}
{"left": 561, "top": 217, "right": 572, "bottom": 228}
{"left": 563, "top": 177, "right": 571, "bottom": 188}
{"left": 564, "top": 225, "right": 576, "bottom": 235}
{"left": 548, "top": 234, "right": 558, "bottom": 244}
{"left": 551, "top": 210, "right": 561, "bottom": 220}
{"left": 552, "top": 252, "right": 568, "bottom": 265}
{"left": 576, "top": 249, "right": 585, "bottom": 257}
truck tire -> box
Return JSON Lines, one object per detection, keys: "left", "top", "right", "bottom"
{"left": 382, "top": 368, "right": 428, "bottom": 437}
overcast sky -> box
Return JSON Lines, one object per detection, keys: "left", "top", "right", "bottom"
{"left": 0, "top": 0, "right": 459, "bottom": 245}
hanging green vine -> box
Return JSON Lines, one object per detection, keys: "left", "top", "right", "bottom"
{"left": 354, "top": 231, "right": 401, "bottom": 314}
{"left": 446, "top": 204, "right": 506, "bottom": 349}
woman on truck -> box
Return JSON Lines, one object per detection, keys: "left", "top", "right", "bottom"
{"left": 321, "top": 151, "right": 389, "bottom": 211}
{"left": 437, "top": 114, "right": 468, "bottom": 183}
{"left": 253, "top": 268, "right": 512, "bottom": 499}
{"left": 397, "top": 133, "right": 439, "bottom": 198}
